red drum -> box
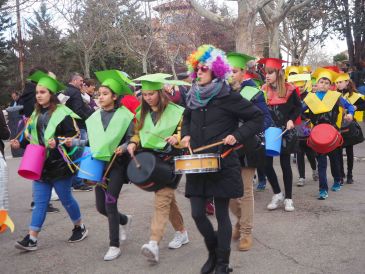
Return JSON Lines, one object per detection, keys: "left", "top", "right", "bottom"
{"left": 307, "top": 124, "right": 343, "bottom": 154}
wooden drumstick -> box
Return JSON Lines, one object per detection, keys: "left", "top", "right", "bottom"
{"left": 221, "top": 144, "right": 244, "bottom": 159}
{"left": 274, "top": 129, "right": 289, "bottom": 141}
{"left": 132, "top": 155, "right": 141, "bottom": 169}
{"left": 193, "top": 140, "right": 225, "bottom": 153}
{"left": 102, "top": 153, "right": 117, "bottom": 182}
{"left": 187, "top": 144, "right": 193, "bottom": 155}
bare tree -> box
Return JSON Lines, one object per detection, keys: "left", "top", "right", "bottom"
{"left": 189, "top": 0, "right": 273, "bottom": 55}
{"left": 258, "top": 0, "right": 312, "bottom": 58}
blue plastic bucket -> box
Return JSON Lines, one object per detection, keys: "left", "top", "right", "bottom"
{"left": 77, "top": 147, "right": 105, "bottom": 182}
{"left": 265, "top": 127, "right": 282, "bottom": 156}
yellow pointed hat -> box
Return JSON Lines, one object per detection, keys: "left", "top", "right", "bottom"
{"left": 335, "top": 73, "right": 350, "bottom": 83}
{"left": 312, "top": 68, "right": 337, "bottom": 83}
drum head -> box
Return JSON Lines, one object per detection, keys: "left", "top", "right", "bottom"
{"left": 127, "top": 152, "right": 156, "bottom": 184}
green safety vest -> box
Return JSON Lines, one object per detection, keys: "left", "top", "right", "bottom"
{"left": 86, "top": 106, "right": 134, "bottom": 161}
{"left": 240, "top": 86, "right": 260, "bottom": 101}
{"left": 137, "top": 103, "right": 184, "bottom": 150}
{"left": 27, "top": 105, "right": 80, "bottom": 147}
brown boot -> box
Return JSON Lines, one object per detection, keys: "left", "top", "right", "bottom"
{"left": 232, "top": 224, "right": 240, "bottom": 241}
{"left": 238, "top": 234, "right": 252, "bottom": 251}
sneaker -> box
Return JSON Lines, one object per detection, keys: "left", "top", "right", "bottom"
{"left": 318, "top": 190, "right": 328, "bottom": 200}
{"left": 339, "top": 178, "right": 344, "bottom": 186}
{"left": 297, "top": 178, "right": 305, "bottom": 187}
{"left": 73, "top": 185, "right": 92, "bottom": 192}
{"left": 168, "top": 231, "right": 189, "bottom": 249}
{"left": 141, "top": 241, "right": 159, "bottom": 263}
{"left": 331, "top": 182, "right": 341, "bottom": 192}
{"left": 68, "top": 225, "right": 88, "bottom": 242}
{"left": 312, "top": 169, "right": 319, "bottom": 181}
{"left": 120, "top": 215, "right": 132, "bottom": 241}
{"left": 47, "top": 203, "right": 60, "bottom": 213}
{"left": 256, "top": 181, "right": 266, "bottom": 191}
{"left": 15, "top": 234, "right": 38, "bottom": 251}
{"left": 103, "top": 246, "right": 121, "bottom": 261}
{"left": 30, "top": 201, "right": 35, "bottom": 210}
{"left": 50, "top": 188, "right": 59, "bottom": 201}
{"left": 346, "top": 176, "right": 353, "bottom": 184}
{"left": 267, "top": 193, "right": 284, "bottom": 210}
{"left": 205, "top": 201, "right": 215, "bottom": 215}
{"left": 284, "top": 199, "right": 295, "bottom": 212}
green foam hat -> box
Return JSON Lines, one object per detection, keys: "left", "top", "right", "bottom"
{"left": 134, "top": 73, "right": 172, "bottom": 91}
{"left": 28, "top": 70, "right": 65, "bottom": 94}
{"left": 227, "top": 52, "right": 256, "bottom": 69}
{"left": 95, "top": 70, "right": 133, "bottom": 95}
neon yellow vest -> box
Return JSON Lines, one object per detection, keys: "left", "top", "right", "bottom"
{"left": 27, "top": 105, "right": 80, "bottom": 147}
{"left": 240, "top": 86, "right": 260, "bottom": 101}
{"left": 137, "top": 103, "right": 184, "bottom": 149}
{"left": 304, "top": 91, "right": 341, "bottom": 114}
{"left": 86, "top": 107, "right": 133, "bottom": 161}
{"left": 344, "top": 92, "right": 364, "bottom": 122}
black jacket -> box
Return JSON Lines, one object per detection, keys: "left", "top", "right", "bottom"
{"left": 64, "top": 84, "right": 94, "bottom": 129}
{"left": 0, "top": 110, "right": 10, "bottom": 156}
{"left": 182, "top": 91, "right": 263, "bottom": 198}
{"left": 18, "top": 81, "right": 37, "bottom": 118}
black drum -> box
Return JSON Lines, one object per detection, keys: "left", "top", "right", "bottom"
{"left": 127, "top": 152, "right": 176, "bottom": 192}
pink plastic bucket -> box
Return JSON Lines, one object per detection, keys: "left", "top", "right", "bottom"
{"left": 18, "top": 144, "right": 46, "bottom": 180}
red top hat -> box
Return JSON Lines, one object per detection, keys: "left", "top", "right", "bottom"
{"left": 258, "top": 58, "right": 286, "bottom": 70}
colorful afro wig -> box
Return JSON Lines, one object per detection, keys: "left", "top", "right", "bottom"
{"left": 186, "top": 44, "right": 231, "bottom": 80}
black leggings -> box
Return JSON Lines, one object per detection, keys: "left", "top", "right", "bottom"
{"left": 339, "top": 145, "right": 354, "bottom": 178}
{"left": 95, "top": 162, "right": 128, "bottom": 247}
{"left": 265, "top": 154, "right": 292, "bottom": 199}
{"left": 190, "top": 197, "right": 231, "bottom": 250}
{"left": 297, "top": 140, "right": 317, "bottom": 178}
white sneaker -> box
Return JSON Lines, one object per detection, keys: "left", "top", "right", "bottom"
{"left": 50, "top": 188, "right": 59, "bottom": 201}
{"left": 297, "top": 178, "right": 305, "bottom": 187}
{"left": 284, "top": 199, "right": 295, "bottom": 212}
{"left": 267, "top": 193, "right": 284, "bottom": 210}
{"left": 168, "top": 230, "right": 189, "bottom": 249}
{"left": 103, "top": 246, "right": 121, "bottom": 261}
{"left": 120, "top": 215, "right": 132, "bottom": 241}
{"left": 141, "top": 241, "right": 159, "bottom": 263}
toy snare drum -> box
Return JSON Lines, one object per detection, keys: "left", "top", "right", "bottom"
{"left": 174, "top": 153, "right": 221, "bottom": 174}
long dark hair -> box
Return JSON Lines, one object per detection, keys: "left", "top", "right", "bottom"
{"left": 35, "top": 91, "right": 59, "bottom": 116}
{"left": 137, "top": 90, "right": 169, "bottom": 131}
{"left": 346, "top": 80, "right": 358, "bottom": 97}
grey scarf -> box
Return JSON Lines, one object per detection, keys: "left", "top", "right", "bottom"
{"left": 186, "top": 79, "right": 230, "bottom": 110}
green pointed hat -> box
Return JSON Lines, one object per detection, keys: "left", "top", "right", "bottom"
{"left": 134, "top": 73, "right": 191, "bottom": 91}
{"left": 134, "top": 73, "right": 172, "bottom": 91}
{"left": 28, "top": 70, "right": 65, "bottom": 94}
{"left": 227, "top": 52, "right": 256, "bottom": 69}
{"left": 95, "top": 70, "right": 133, "bottom": 95}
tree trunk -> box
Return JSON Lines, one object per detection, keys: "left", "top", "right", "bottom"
{"left": 142, "top": 55, "right": 148, "bottom": 74}
{"left": 235, "top": 2, "right": 257, "bottom": 54}
{"left": 268, "top": 22, "right": 280, "bottom": 58}
{"left": 83, "top": 51, "right": 91, "bottom": 78}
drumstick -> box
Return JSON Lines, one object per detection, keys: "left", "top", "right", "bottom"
{"left": 132, "top": 155, "right": 141, "bottom": 169}
{"left": 193, "top": 140, "right": 225, "bottom": 153}
{"left": 221, "top": 144, "right": 244, "bottom": 159}
{"left": 102, "top": 153, "right": 118, "bottom": 182}
{"left": 187, "top": 144, "right": 193, "bottom": 155}
{"left": 274, "top": 129, "right": 289, "bottom": 141}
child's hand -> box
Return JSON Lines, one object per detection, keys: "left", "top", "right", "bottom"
{"left": 165, "top": 136, "right": 178, "bottom": 145}
{"left": 10, "top": 139, "right": 20, "bottom": 149}
{"left": 115, "top": 146, "right": 124, "bottom": 156}
{"left": 344, "top": 114, "right": 353, "bottom": 122}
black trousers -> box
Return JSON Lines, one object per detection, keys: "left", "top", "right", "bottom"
{"left": 339, "top": 145, "right": 354, "bottom": 178}
{"left": 297, "top": 139, "right": 317, "bottom": 178}
{"left": 95, "top": 160, "right": 128, "bottom": 247}
{"left": 190, "top": 197, "right": 231, "bottom": 250}
{"left": 265, "top": 154, "right": 293, "bottom": 199}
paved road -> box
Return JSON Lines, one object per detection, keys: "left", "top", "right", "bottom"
{"left": 1, "top": 144, "right": 365, "bottom": 274}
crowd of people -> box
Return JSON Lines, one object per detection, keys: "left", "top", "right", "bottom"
{"left": 0, "top": 44, "right": 364, "bottom": 274}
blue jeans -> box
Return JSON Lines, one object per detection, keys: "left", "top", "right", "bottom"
{"left": 72, "top": 129, "right": 87, "bottom": 188}
{"left": 30, "top": 177, "right": 82, "bottom": 232}
{"left": 317, "top": 148, "right": 341, "bottom": 191}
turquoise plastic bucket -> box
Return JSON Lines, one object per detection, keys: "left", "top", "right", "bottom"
{"left": 265, "top": 127, "right": 282, "bottom": 157}
{"left": 77, "top": 147, "right": 105, "bottom": 182}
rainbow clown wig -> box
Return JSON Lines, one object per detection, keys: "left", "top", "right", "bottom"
{"left": 186, "top": 44, "right": 231, "bottom": 80}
